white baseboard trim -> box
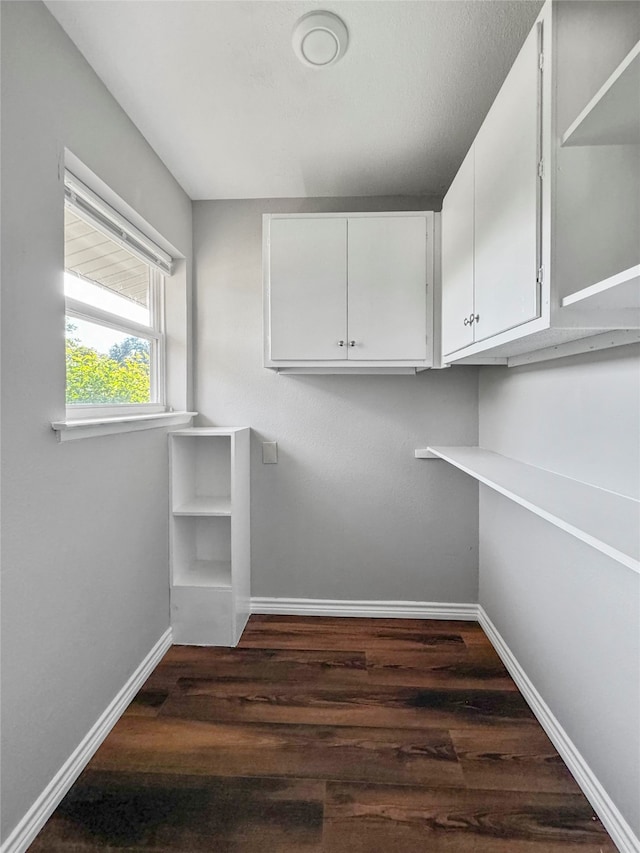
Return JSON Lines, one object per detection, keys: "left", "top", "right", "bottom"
{"left": 250, "top": 597, "right": 479, "bottom": 621}
{"left": 1, "top": 628, "right": 173, "bottom": 853}
{"left": 478, "top": 606, "right": 639, "bottom": 853}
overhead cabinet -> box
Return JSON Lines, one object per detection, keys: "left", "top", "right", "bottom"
{"left": 264, "top": 212, "right": 435, "bottom": 372}
{"left": 441, "top": 1, "right": 640, "bottom": 366}
{"left": 472, "top": 17, "right": 541, "bottom": 344}
{"left": 442, "top": 14, "right": 544, "bottom": 360}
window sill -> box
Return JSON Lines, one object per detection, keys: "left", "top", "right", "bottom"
{"left": 51, "top": 411, "right": 197, "bottom": 442}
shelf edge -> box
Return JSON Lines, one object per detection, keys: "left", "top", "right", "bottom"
{"left": 173, "top": 501, "right": 232, "bottom": 516}
{"left": 561, "top": 266, "right": 640, "bottom": 308}
{"left": 561, "top": 41, "right": 640, "bottom": 146}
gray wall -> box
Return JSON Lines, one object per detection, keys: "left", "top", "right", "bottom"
{"left": 478, "top": 345, "right": 640, "bottom": 837}
{"left": 479, "top": 346, "right": 640, "bottom": 497}
{"left": 194, "top": 198, "right": 480, "bottom": 603}
{"left": 0, "top": 2, "right": 192, "bottom": 842}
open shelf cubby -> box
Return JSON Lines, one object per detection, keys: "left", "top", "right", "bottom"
{"left": 171, "top": 515, "right": 232, "bottom": 588}
{"left": 171, "top": 432, "right": 231, "bottom": 515}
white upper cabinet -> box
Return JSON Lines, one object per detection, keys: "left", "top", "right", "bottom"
{"left": 473, "top": 21, "right": 541, "bottom": 342}
{"left": 347, "top": 216, "right": 427, "bottom": 361}
{"left": 268, "top": 217, "right": 347, "bottom": 361}
{"left": 441, "top": 147, "right": 475, "bottom": 356}
{"left": 440, "top": 1, "right": 640, "bottom": 367}
{"left": 264, "top": 212, "right": 434, "bottom": 372}
{"left": 441, "top": 16, "right": 543, "bottom": 359}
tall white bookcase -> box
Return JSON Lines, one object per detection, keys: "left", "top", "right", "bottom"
{"left": 169, "top": 427, "right": 250, "bottom": 646}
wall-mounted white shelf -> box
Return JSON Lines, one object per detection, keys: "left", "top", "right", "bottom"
{"left": 415, "top": 446, "right": 640, "bottom": 573}
{"left": 561, "top": 265, "right": 640, "bottom": 311}
{"left": 562, "top": 41, "right": 640, "bottom": 147}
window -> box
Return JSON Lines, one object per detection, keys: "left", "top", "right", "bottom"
{"left": 64, "top": 172, "right": 173, "bottom": 415}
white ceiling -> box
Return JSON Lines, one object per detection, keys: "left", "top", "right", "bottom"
{"left": 45, "top": 0, "right": 543, "bottom": 200}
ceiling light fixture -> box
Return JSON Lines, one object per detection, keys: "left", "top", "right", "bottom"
{"left": 292, "top": 11, "right": 349, "bottom": 68}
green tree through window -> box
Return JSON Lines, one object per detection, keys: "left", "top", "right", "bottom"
{"left": 65, "top": 323, "right": 150, "bottom": 404}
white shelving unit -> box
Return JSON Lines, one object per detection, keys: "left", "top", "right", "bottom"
{"left": 561, "top": 41, "right": 640, "bottom": 147}
{"left": 169, "top": 427, "right": 250, "bottom": 646}
{"left": 416, "top": 446, "right": 640, "bottom": 573}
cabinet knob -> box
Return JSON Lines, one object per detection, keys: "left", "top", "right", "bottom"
{"left": 338, "top": 340, "right": 345, "bottom": 347}
{"left": 464, "top": 313, "right": 480, "bottom": 326}
{"left": 348, "top": 340, "right": 356, "bottom": 347}
{"left": 464, "top": 317, "right": 470, "bottom": 326}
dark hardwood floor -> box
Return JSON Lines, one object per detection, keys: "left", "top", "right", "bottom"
{"left": 29, "top": 615, "right": 617, "bottom": 851}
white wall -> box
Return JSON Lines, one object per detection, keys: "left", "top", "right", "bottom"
{"left": 478, "top": 345, "right": 640, "bottom": 838}
{"left": 0, "top": 2, "right": 192, "bottom": 843}
{"left": 194, "top": 197, "right": 480, "bottom": 603}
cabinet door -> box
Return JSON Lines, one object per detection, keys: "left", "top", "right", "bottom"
{"left": 441, "top": 147, "right": 475, "bottom": 355}
{"left": 473, "top": 22, "right": 541, "bottom": 341}
{"left": 269, "top": 217, "right": 347, "bottom": 360}
{"left": 347, "top": 216, "right": 427, "bottom": 360}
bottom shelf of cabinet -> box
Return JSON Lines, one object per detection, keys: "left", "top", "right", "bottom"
{"left": 447, "top": 327, "right": 640, "bottom": 367}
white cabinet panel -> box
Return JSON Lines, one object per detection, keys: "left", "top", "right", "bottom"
{"left": 269, "top": 217, "right": 347, "bottom": 360}
{"left": 473, "top": 22, "right": 541, "bottom": 342}
{"left": 347, "top": 216, "right": 427, "bottom": 361}
{"left": 441, "top": 147, "right": 475, "bottom": 355}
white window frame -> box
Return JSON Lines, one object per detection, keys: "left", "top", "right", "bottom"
{"left": 64, "top": 171, "right": 172, "bottom": 419}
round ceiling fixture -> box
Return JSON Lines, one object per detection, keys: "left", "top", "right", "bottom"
{"left": 292, "top": 11, "right": 349, "bottom": 68}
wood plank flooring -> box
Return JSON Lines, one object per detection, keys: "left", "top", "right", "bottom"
{"left": 28, "top": 615, "right": 617, "bottom": 852}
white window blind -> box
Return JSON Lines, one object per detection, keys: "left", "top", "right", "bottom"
{"left": 64, "top": 170, "right": 174, "bottom": 277}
